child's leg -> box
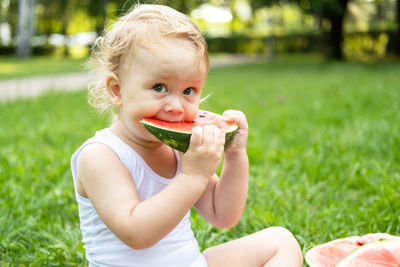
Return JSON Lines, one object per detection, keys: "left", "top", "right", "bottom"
{"left": 203, "top": 226, "right": 303, "bottom": 267}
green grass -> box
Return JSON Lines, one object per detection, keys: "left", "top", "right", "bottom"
{"left": 0, "top": 56, "right": 88, "bottom": 80}
{"left": 1, "top": 55, "right": 400, "bottom": 265}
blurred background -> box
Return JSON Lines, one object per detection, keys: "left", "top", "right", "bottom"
{"left": 1, "top": 0, "right": 399, "bottom": 62}
{"left": 1, "top": 2, "right": 400, "bottom": 265}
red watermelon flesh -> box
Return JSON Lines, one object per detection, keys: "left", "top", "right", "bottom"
{"left": 141, "top": 110, "right": 234, "bottom": 133}
{"left": 140, "top": 110, "right": 238, "bottom": 152}
{"left": 336, "top": 240, "right": 400, "bottom": 267}
{"left": 305, "top": 233, "right": 400, "bottom": 267}
{"left": 341, "top": 250, "right": 398, "bottom": 267}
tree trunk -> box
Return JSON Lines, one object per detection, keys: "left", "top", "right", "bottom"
{"left": 396, "top": 0, "right": 400, "bottom": 55}
{"left": 325, "top": 0, "right": 349, "bottom": 60}
{"left": 60, "top": 0, "right": 70, "bottom": 56}
{"left": 376, "top": 0, "right": 385, "bottom": 21}
{"left": 16, "top": 0, "right": 35, "bottom": 57}
{"left": 328, "top": 13, "right": 344, "bottom": 59}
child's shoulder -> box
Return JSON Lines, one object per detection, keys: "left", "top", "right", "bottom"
{"left": 82, "top": 128, "right": 129, "bottom": 155}
{"left": 79, "top": 142, "right": 119, "bottom": 169}
{"left": 75, "top": 127, "right": 136, "bottom": 170}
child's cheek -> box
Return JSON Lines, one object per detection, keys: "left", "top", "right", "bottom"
{"left": 186, "top": 108, "right": 199, "bottom": 122}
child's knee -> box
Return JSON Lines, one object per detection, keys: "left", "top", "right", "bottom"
{"left": 267, "top": 226, "right": 297, "bottom": 243}
{"left": 262, "top": 227, "right": 303, "bottom": 262}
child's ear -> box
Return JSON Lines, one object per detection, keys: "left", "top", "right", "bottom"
{"left": 106, "top": 73, "right": 122, "bottom": 107}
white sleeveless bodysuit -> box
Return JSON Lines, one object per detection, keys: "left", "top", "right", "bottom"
{"left": 70, "top": 128, "right": 208, "bottom": 267}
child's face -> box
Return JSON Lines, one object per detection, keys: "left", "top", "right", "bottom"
{"left": 115, "top": 38, "right": 207, "bottom": 139}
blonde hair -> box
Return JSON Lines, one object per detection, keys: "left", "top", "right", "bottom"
{"left": 88, "top": 4, "right": 209, "bottom": 113}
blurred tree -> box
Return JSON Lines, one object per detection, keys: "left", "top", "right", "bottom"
{"left": 60, "top": 0, "right": 70, "bottom": 55}
{"left": 158, "top": 0, "right": 204, "bottom": 14}
{"left": 86, "top": 0, "right": 157, "bottom": 35}
{"left": 396, "top": 0, "right": 400, "bottom": 55}
{"left": 35, "top": 0, "right": 77, "bottom": 55}
{"left": 376, "top": 0, "right": 384, "bottom": 21}
{"left": 290, "top": 0, "right": 350, "bottom": 59}
{"left": 250, "top": 0, "right": 351, "bottom": 59}
{"left": 250, "top": 0, "right": 276, "bottom": 12}
{"left": 0, "top": 0, "right": 17, "bottom": 42}
{"left": 36, "top": 0, "right": 60, "bottom": 35}
{"left": 229, "top": 0, "right": 253, "bottom": 34}
{"left": 87, "top": 0, "right": 107, "bottom": 35}
{"left": 16, "top": 0, "right": 36, "bottom": 57}
{"left": 36, "top": 0, "right": 71, "bottom": 36}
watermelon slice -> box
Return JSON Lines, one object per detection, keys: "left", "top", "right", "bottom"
{"left": 140, "top": 110, "right": 238, "bottom": 152}
{"left": 336, "top": 240, "right": 400, "bottom": 267}
{"left": 305, "top": 233, "right": 400, "bottom": 267}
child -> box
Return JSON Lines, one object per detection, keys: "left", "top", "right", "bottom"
{"left": 71, "top": 4, "right": 303, "bottom": 267}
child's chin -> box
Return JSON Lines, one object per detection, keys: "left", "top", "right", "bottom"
{"left": 145, "top": 132, "right": 162, "bottom": 143}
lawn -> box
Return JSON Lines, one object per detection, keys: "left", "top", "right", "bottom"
{"left": 1, "top": 55, "right": 399, "bottom": 266}
{"left": 0, "top": 56, "right": 88, "bottom": 80}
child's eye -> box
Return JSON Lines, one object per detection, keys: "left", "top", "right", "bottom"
{"left": 183, "top": 87, "right": 195, "bottom": 96}
{"left": 153, "top": 84, "right": 167, "bottom": 93}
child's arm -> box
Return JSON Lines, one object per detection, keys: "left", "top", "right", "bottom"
{"left": 77, "top": 126, "right": 225, "bottom": 250}
{"left": 194, "top": 110, "right": 249, "bottom": 228}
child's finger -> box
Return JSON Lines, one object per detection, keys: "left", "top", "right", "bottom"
{"left": 223, "top": 110, "right": 242, "bottom": 122}
{"left": 223, "top": 110, "right": 248, "bottom": 130}
{"left": 189, "top": 126, "right": 202, "bottom": 149}
{"left": 215, "top": 126, "right": 226, "bottom": 149}
{"left": 201, "top": 125, "right": 213, "bottom": 147}
{"left": 208, "top": 125, "right": 224, "bottom": 151}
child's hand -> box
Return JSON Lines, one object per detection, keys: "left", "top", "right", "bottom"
{"left": 181, "top": 125, "right": 225, "bottom": 181}
{"left": 223, "top": 110, "right": 248, "bottom": 156}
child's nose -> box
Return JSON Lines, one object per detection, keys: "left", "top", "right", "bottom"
{"left": 164, "top": 96, "right": 183, "bottom": 114}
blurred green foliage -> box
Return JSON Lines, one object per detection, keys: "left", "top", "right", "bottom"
{"left": 1, "top": 0, "right": 399, "bottom": 59}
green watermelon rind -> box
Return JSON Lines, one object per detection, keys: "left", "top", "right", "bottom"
{"left": 140, "top": 117, "right": 238, "bottom": 153}
{"left": 336, "top": 240, "right": 400, "bottom": 267}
